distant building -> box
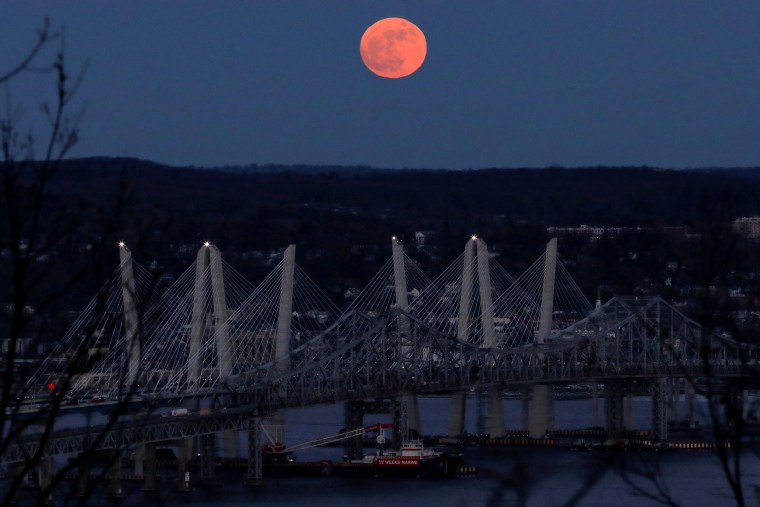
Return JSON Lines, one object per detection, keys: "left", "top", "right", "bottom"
{"left": 548, "top": 224, "right": 691, "bottom": 239}
{"left": 733, "top": 217, "right": 760, "bottom": 239}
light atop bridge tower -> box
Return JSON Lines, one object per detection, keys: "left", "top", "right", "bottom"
{"left": 392, "top": 236, "right": 396, "bottom": 241}
{"left": 204, "top": 241, "right": 211, "bottom": 247}
{"left": 118, "top": 241, "right": 125, "bottom": 248}
{"left": 471, "top": 235, "right": 477, "bottom": 241}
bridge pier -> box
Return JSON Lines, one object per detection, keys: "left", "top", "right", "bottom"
{"left": 476, "top": 390, "right": 486, "bottom": 435}
{"left": 487, "top": 387, "right": 505, "bottom": 437}
{"left": 393, "top": 398, "right": 408, "bottom": 443}
{"left": 133, "top": 443, "right": 145, "bottom": 476}
{"left": 521, "top": 387, "right": 530, "bottom": 430}
{"left": 651, "top": 378, "right": 668, "bottom": 442}
{"left": 174, "top": 439, "right": 192, "bottom": 492}
{"left": 106, "top": 451, "right": 123, "bottom": 499}
{"left": 5, "top": 461, "right": 26, "bottom": 504}
{"left": 398, "top": 395, "right": 421, "bottom": 439}
{"left": 604, "top": 380, "right": 626, "bottom": 439}
{"left": 244, "top": 418, "right": 263, "bottom": 486}
{"left": 199, "top": 434, "right": 218, "bottom": 485}
{"left": 591, "top": 381, "right": 600, "bottom": 428}
{"left": 448, "top": 391, "right": 466, "bottom": 438}
{"left": 685, "top": 380, "right": 696, "bottom": 428}
{"left": 36, "top": 457, "right": 53, "bottom": 505}
{"left": 401, "top": 394, "right": 421, "bottom": 439}
{"left": 530, "top": 385, "right": 554, "bottom": 438}
{"left": 76, "top": 459, "right": 88, "bottom": 498}
{"left": 668, "top": 378, "right": 680, "bottom": 425}
{"left": 625, "top": 394, "right": 635, "bottom": 430}
{"left": 142, "top": 443, "right": 158, "bottom": 492}
{"left": 344, "top": 401, "right": 365, "bottom": 460}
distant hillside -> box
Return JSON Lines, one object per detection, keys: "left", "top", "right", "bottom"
{"left": 52, "top": 158, "right": 760, "bottom": 228}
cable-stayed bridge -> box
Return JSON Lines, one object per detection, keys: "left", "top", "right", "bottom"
{"left": 3, "top": 237, "right": 755, "bottom": 493}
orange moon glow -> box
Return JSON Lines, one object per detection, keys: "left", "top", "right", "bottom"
{"left": 360, "top": 17, "right": 427, "bottom": 79}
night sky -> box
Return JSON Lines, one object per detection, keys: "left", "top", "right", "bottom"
{"left": 3, "top": 1, "right": 760, "bottom": 170}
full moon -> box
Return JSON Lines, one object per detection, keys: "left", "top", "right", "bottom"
{"left": 360, "top": 17, "right": 427, "bottom": 79}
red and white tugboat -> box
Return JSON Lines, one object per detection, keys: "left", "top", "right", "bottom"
{"left": 340, "top": 424, "right": 461, "bottom": 478}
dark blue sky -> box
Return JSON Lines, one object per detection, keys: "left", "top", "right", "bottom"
{"left": 3, "top": 1, "right": 760, "bottom": 169}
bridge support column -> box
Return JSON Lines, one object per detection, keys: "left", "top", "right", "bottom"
{"left": 624, "top": 395, "right": 635, "bottom": 430}
{"left": 6, "top": 461, "right": 26, "bottom": 504}
{"left": 142, "top": 443, "right": 158, "bottom": 492}
{"left": 685, "top": 380, "right": 696, "bottom": 428}
{"left": 605, "top": 380, "right": 625, "bottom": 439}
{"left": 106, "top": 452, "right": 123, "bottom": 498}
{"left": 521, "top": 387, "right": 530, "bottom": 430}
{"left": 530, "top": 385, "right": 552, "bottom": 438}
{"left": 448, "top": 392, "right": 466, "bottom": 438}
{"left": 221, "top": 431, "right": 239, "bottom": 459}
{"left": 344, "top": 401, "right": 365, "bottom": 460}
{"left": 591, "top": 381, "right": 600, "bottom": 428}
{"left": 244, "top": 418, "right": 263, "bottom": 486}
{"left": 668, "top": 378, "right": 679, "bottom": 425}
{"left": 175, "top": 439, "right": 192, "bottom": 492}
{"left": 199, "top": 434, "right": 218, "bottom": 485}
{"left": 651, "top": 378, "right": 668, "bottom": 442}
{"left": 392, "top": 398, "right": 407, "bottom": 444}
{"left": 488, "top": 387, "right": 505, "bottom": 437}
{"left": 399, "top": 395, "right": 421, "bottom": 439}
{"left": 475, "top": 390, "right": 486, "bottom": 435}
{"left": 133, "top": 443, "right": 145, "bottom": 476}
{"left": 36, "top": 457, "right": 53, "bottom": 505}
{"left": 76, "top": 459, "right": 88, "bottom": 498}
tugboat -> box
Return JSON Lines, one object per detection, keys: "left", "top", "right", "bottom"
{"left": 261, "top": 423, "right": 463, "bottom": 479}
{"left": 336, "top": 425, "right": 462, "bottom": 478}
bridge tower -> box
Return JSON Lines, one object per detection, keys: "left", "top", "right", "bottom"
{"left": 529, "top": 238, "right": 557, "bottom": 439}
{"left": 209, "top": 244, "right": 231, "bottom": 381}
{"left": 476, "top": 238, "right": 504, "bottom": 437}
{"left": 185, "top": 243, "right": 237, "bottom": 458}
{"left": 268, "top": 245, "right": 296, "bottom": 440}
{"left": 208, "top": 244, "right": 239, "bottom": 458}
{"left": 449, "top": 238, "right": 475, "bottom": 437}
{"left": 392, "top": 237, "right": 421, "bottom": 438}
{"left": 187, "top": 243, "right": 210, "bottom": 391}
{"left": 448, "top": 237, "right": 504, "bottom": 437}
{"left": 118, "top": 244, "right": 147, "bottom": 480}
{"left": 119, "top": 243, "right": 141, "bottom": 388}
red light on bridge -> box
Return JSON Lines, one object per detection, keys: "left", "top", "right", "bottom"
{"left": 47, "top": 383, "right": 56, "bottom": 390}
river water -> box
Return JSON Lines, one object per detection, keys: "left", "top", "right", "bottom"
{"left": 17, "top": 396, "right": 760, "bottom": 506}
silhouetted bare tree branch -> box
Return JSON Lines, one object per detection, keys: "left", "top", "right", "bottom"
{"left": 1, "top": 19, "right": 152, "bottom": 506}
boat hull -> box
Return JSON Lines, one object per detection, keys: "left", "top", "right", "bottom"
{"left": 264, "top": 453, "right": 462, "bottom": 479}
